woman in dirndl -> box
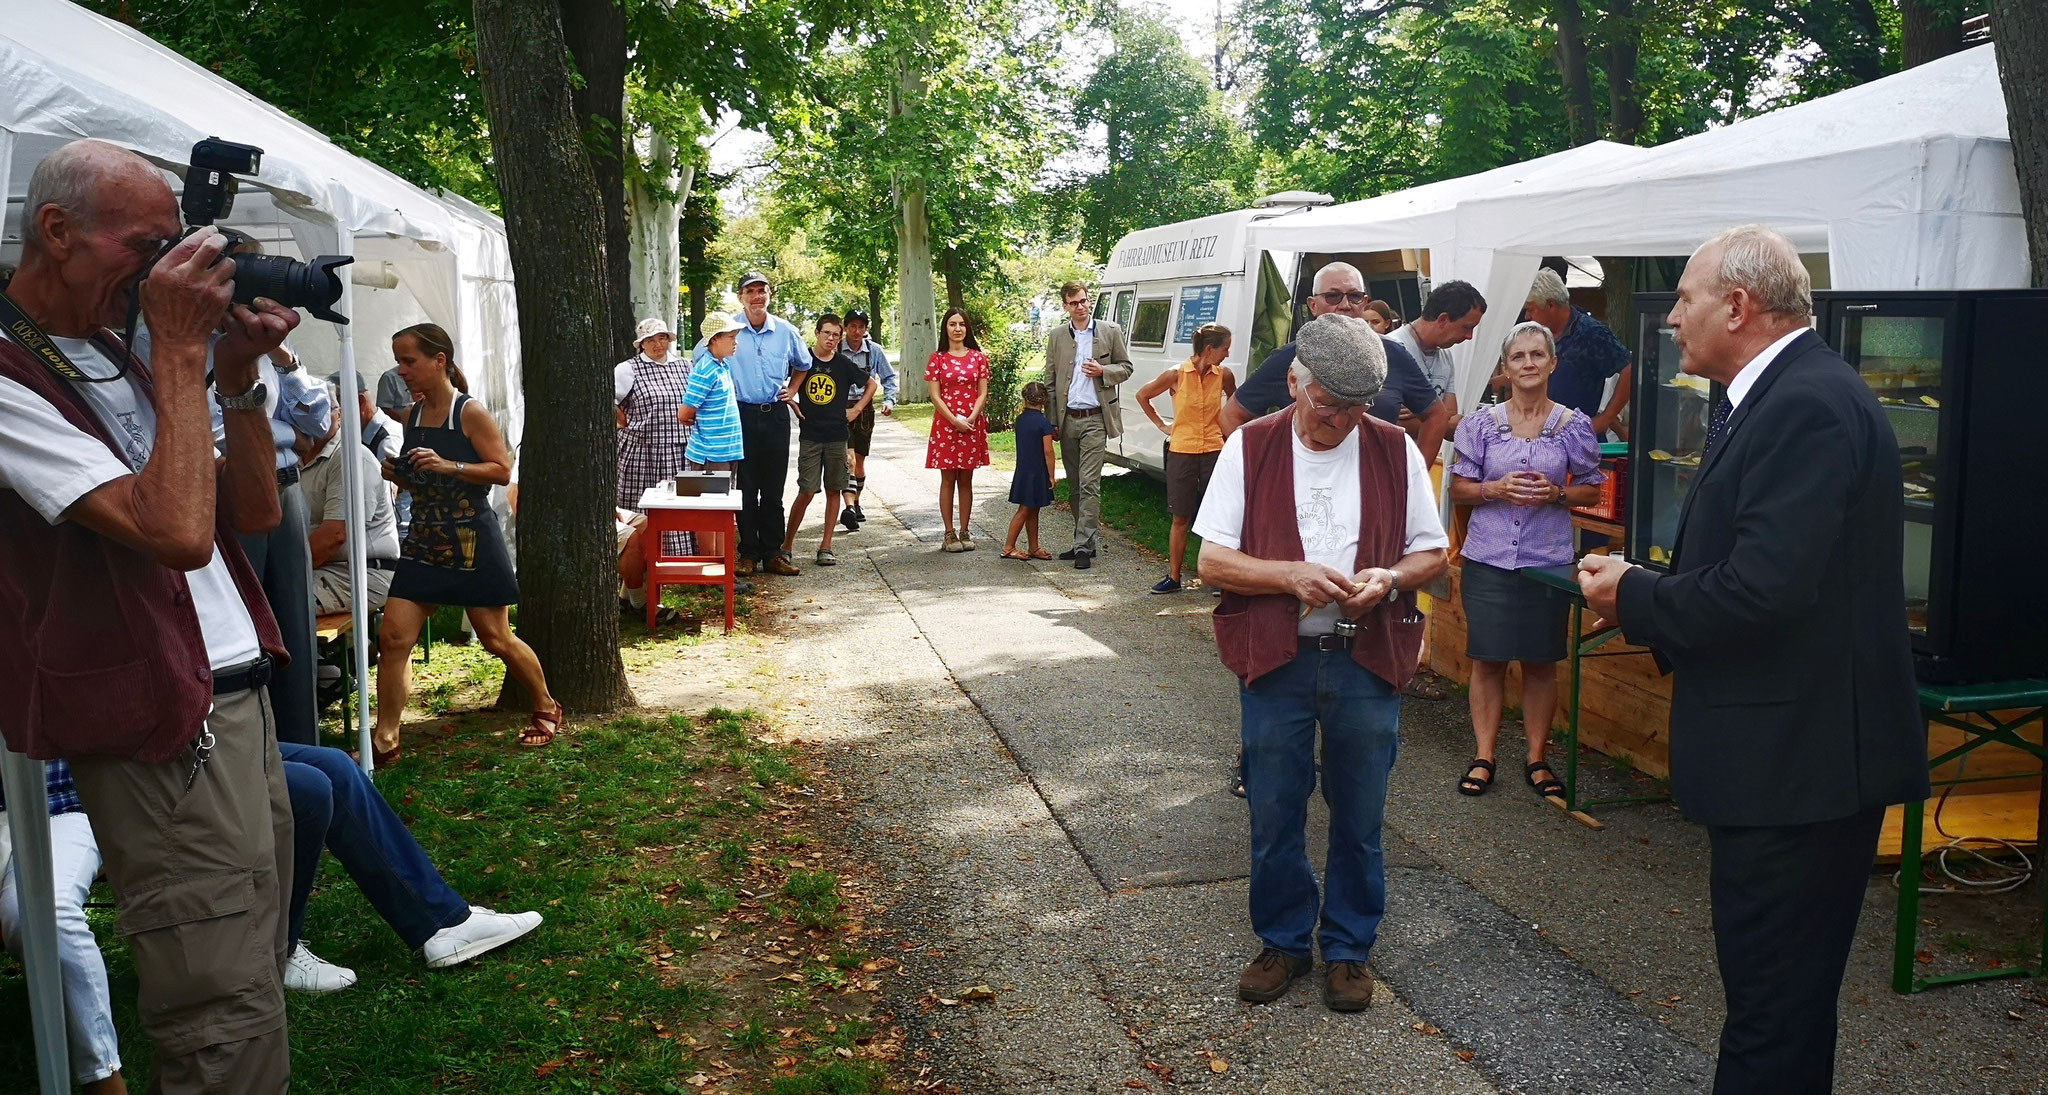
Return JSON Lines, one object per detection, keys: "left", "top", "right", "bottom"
{"left": 1446, "top": 321, "right": 1604, "bottom": 800}
{"left": 617, "top": 317, "right": 694, "bottom": 557}
{"left": 375, "top": 322, "right": 561, "bottom": 762}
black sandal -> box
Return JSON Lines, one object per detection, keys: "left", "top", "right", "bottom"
{"left": 1525, "top": 761, "right": 1566, "bottom": 800}
{"left": 1457, "top": 758, "right": 1495, "bottom": 796}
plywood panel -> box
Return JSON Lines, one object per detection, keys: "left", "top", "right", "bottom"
{"left": 1879, "top": 790, "right": 2040, "bottom": 862}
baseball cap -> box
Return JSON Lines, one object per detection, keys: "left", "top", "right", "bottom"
{"left": 736, "top": 271, "right": 771, "bottom": 291}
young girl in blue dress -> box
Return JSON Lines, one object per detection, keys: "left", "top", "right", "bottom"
{"left": 1002, "top": 382, "right": 1057, "bottom": 560}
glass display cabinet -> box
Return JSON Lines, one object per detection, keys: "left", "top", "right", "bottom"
{"left": 1624, "top": 294, "right": 1721, "bottom": 571}
{"left": 1624, "top": 289, "right": 2048, "bottom": 683}
{"left": 1817, "top": 291, "right": 2048, "bottom": 683}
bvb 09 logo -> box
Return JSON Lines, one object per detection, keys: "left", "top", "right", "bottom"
{"left": 806, "top": 372, "right": 838, "bottom": 404}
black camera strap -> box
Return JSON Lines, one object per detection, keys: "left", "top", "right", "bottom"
{"left": 0, "top": 290, "right": 127, "bottom": 384}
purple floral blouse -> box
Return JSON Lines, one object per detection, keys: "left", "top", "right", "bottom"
{"left": 1451, "top": 403, "right": 1605, "bottom": 570}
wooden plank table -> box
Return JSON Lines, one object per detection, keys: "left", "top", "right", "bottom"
{"left": 1892, "top": 678, "right": 2048, "bottom": 994}
{"left": 638, "top": 484, "right": 742, "bottom": 634}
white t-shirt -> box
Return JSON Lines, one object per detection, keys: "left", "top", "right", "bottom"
{"left": 1192, "top": 425, "right": 1450, "bottom": 636}
{"left": 1388, "top": 324, "right": 1451, "bottom": 400}
{"left": 0, "top": 336, "right": 262, "bottom": 670}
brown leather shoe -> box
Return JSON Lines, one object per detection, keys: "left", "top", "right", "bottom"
{"left": 735, "top": 556, "right": 757, "bottom": 577}
{"left": 1237, "top": 947, "right": 1312, "bottom": 1004}
{"left": 1324, "top": 960, "right": 1374, "bottom": 1012}
{"left": 766, "top": 552, "right": 801, "bottom": 576}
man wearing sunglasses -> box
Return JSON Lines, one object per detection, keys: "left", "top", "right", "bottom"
{"left": 1220, "top": 263, "right": 1450, "bottom": 467}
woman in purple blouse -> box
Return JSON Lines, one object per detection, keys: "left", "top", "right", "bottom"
{"left": 1447, "top": 321, "right": 1606, "bottom": 799}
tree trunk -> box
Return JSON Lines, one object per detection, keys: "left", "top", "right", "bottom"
{"left": 941, "top": 246, "right": 967, "bottom": 313}
{"left": 1991, "top": 0, "right": 2048, "bottom": 286}
{"left": 867, "top": 282, "right": 883, "bottom": 342}
{"left": 562, "top": 0, "right": 634, "bottom": 356}
{"left": 1551, "top": 0, "right": 1600, "bottom": 145}
{"left": 473, "top": 0, "right": 633, "bottom": 712}
{"left": 892, "top": 48, "right": 936, "bottom": 403}
{"left": 1903, "top": 0, "right": 1964, "bottom": 68}
{"left": 1603, "top": 0, "right": 1644, "bottom": 145}
{"left": 629, "top": 131, "right": 683, "bottom": 330}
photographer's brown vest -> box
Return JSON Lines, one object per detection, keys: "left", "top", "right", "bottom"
{"left": 0, "top": 334, "right": 285, "bottom": 763}
{"left": 1213, "top": 412, "right": 1425, "bottom": 689}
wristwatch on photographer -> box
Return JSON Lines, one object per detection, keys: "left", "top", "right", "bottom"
{"left": 1383, "top": 568, "right": 1400, "bottom": 596}
{"left": 217, "top": 381, "right": 268, "bottom": 412}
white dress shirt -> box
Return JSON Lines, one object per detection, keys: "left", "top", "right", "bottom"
{"left": 1066, "top": 322, "right": 1099, "bottom": 410}
{"left": 1724, "top": 326, "right": 1810, "bottom": 413}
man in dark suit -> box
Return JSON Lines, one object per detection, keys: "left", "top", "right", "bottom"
{"left": 1577, "top": 225, "right": 1929, "bottom": 1095}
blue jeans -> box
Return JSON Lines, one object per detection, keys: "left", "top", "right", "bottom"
{"left": 1240, "top": 648, "right": 1401, "bottom": 962}
{"left": 281, "top": 743, "right": 470, "bottom": 949}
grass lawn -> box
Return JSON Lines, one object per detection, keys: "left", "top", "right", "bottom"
{"left": 0, "top": 599, "right": 907, "bottom": 1094}
{"left": 1054, "top": 469, "right": 1200, "bottom": 570}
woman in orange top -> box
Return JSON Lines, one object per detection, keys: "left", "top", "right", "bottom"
{"left": 1136, "top": 323, "right": 1236, "bottom": 594}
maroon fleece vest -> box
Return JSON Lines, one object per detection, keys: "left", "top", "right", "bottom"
{"left": 1213, "top": 412, "right": 1424, "bottom": 689}
{"left": 0, "top": 332, "right": 285, "bottom": 763}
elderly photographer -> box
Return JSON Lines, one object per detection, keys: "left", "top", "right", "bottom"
{"left": 0, "top": 139, "right": 298, "bottom": 1091}
{"left": 1194, "top": 314, "right": 1448, "bottom": 1013}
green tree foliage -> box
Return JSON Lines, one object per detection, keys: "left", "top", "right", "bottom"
{"left": 1070, "top": 10, "right": 1263, "bottom": 256}
{"left": 1238, "top": 0, "right": 1576, "bottom": 200}
{"left": 98, "top": 0, "right": 499, "bottom": 205}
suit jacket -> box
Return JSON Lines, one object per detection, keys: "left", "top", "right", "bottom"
{"left": 1616, "top": 330, "right": 1929, "bottom": 828}
{"left": 1043, "top": 320, "right": 1135, "bottom": 437}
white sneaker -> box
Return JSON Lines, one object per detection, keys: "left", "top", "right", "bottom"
{"left": 284, "top": 942, "right": 357, "bottom": 993}
{"left": 423, "top": 906, "right": 543, "bottom": 969}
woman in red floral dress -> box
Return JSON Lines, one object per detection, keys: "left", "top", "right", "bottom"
{"left": 925, "top": 307, "right": 991, "bottom": 551}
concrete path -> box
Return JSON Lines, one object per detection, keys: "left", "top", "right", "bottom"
{"left": 723, "top": 417, "right": 2048, "bottom": 1095}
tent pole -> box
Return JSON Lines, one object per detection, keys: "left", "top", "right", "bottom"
{"left": 333, "top": 231, "right": 374, "bottom": 773}
{"left": 0, "top": 126, "right": 69, "bottom": 1095}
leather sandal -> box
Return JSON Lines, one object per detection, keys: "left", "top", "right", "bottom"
{"left": 1526, "top": 761, "right": 1566, "bottom": 800}
{"left": 520, "top": 702, "right": 563, "bottom": 748}
{"left": 1457, "top": 758, "right": 1495, "bottom": 796}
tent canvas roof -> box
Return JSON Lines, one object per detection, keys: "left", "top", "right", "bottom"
{"left": 1248, "top": 141, "right": 1646, "bottom": 254}
{"left": 1454, "top": 45, "right": 2020, "bottom": 265}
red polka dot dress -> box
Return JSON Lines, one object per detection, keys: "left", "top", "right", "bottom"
{"left": 924, "top": 350, "right": 991, "bottom": 470}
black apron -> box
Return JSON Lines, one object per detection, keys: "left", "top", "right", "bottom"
{"left": 389, "top": 392, "right": 520, "bottom": 607}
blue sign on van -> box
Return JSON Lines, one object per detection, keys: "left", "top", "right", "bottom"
{"left": 1175, "top": 284, "right": 1221, "bottom": 343}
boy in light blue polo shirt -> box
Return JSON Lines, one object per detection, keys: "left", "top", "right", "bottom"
{"left": 681, "top": 313, "right": 746, "bottom": 466}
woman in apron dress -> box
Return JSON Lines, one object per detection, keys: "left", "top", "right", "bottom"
{"left": 375, "top": 323, "right": 561, "bottom": 762}
{"left": 615, "top": 318, "right": 694, "bottom": 558}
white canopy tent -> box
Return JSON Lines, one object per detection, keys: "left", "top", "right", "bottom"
{"left": 1248, "top": 141, "right": 1651, "bottom": 414}
{"left": 1449, "top": 43, "right": 2023, "bottom": 410}
{"left": 2, "top": 5, "right": 522, "bottom": 1088}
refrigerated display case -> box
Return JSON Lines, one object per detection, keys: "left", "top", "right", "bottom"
{"left": 1818, "top": 290, "right": 2048, "bottom": 683}
{"left": 1623, "top": 294, "right": 1720, "bottom": 570}
{"left": 1622, "top": 289, "right": 2048, "bottom": 682}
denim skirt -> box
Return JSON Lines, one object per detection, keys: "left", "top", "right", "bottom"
{"left": 1460, "top": 558, "right": 1569, "bottom": 663}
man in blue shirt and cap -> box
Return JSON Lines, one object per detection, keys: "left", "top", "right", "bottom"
{"left": 726, "top": 272, "right": 809, "bottom": 576}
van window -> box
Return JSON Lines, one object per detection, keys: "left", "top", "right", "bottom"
{"left": 1130, "top": 298, "right": 1171, "bottom": 347}
{"left": 1095, "top": 292, "right": 1111, "bottom": 322}
{"left": 1114, "top": 290, "right": 1136, "bottom": 330}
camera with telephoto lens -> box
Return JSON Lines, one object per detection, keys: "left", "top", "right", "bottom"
{"left": 166, "top": 137, "right": 353, "bottom": 324}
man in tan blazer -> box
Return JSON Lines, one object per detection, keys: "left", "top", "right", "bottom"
{"left": 1044, "top": 280, "right": 1134, "bottom": 569}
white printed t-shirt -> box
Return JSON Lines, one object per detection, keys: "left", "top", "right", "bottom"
{"left": 1193, "top": 425, "right": 1448, "bottom": 636}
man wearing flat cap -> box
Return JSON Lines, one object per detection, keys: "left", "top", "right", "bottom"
{"left": 1193, "top": 313, "right": 1448, "bottom": 1013}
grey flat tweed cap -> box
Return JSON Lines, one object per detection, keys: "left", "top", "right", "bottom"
{"left": 1294, "top": 313, "right": 1387, "bottom": 403}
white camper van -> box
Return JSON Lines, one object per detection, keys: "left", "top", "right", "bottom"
{"left": 1097, "top": 195, "right": 1431, "bottom": 478}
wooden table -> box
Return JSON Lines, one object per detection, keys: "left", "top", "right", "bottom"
{"left": 638, "top": 485, "right": 742, "bottom": 634}
{"left": 1892, "top": 678, "right": 2048, "bottom": 993}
